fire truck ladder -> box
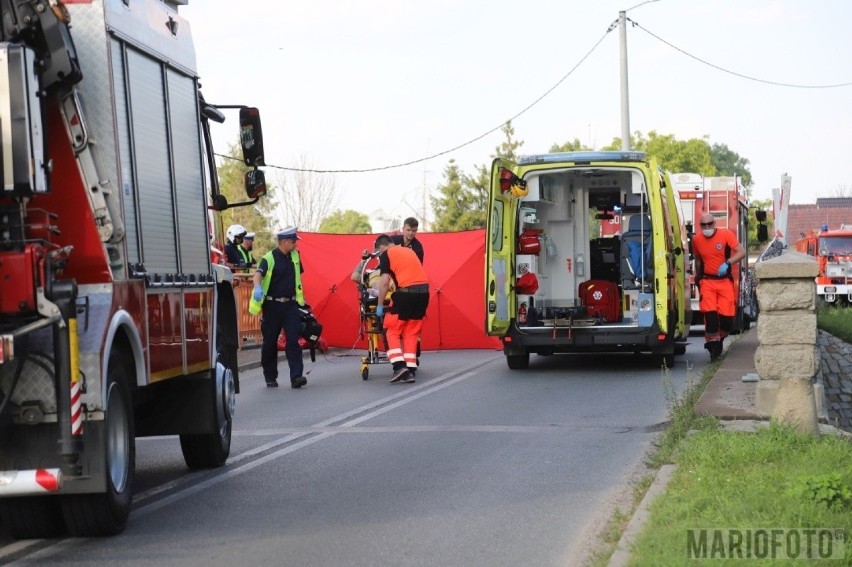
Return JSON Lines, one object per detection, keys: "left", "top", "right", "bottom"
{"left": 706, "top": 179, "right": 734, "bottom": 231}
{"left": 59, "top": 90, "right": 125, "bottom": 267}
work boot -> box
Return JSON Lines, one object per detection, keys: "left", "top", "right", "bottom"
{"left": 390, "top": 364, "right": 409, "bottom": 383}
{"left": 705, "top": 340, "right": 723, "bottom": 362}
{"left": 291, "top": 376, "right": 307, "bottom": 389}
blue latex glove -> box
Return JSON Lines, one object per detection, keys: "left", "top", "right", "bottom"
{"left": 717, "top": 262, "right": 730, "bottom": 277}
{"left": 375, "top": 304, "right": 384, "bottom": 317}
{"left": 253, "top": 285, "right": 263, "bottom": 302}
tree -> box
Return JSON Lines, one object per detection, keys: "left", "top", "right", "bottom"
{"left": 431, "top": 122, "right": 522, "bottom": 231}
{"left": 710, "top": 143, "right": 752, "bottom": 186}
{"left": 270, "top": 154, "right": 339, "bottom": 232}
{"left": 826, "top": 183, "right": 852, "bottom": 198}
{"left": 319, "top": 210, "right": 372, "bottom": 234}
{"left": 549, "top": 138, "right": 590, "bottom": 153}
{"left": 600, "top": 132, "right": 753, "bottom": 188}
{"left": 430, "top": 160, "right": 483, "bottom": 232}
{"left": 748, "top": 198, "right": 774, "bottom": 252}
{"left": 217, "top": 142, "right": 279, "bottom": 259}
{"left": 603, "top": 131, "right": 716, "bottom": 176}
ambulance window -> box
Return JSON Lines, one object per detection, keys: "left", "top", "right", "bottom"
{"left": 491, "top": 201, "right": 504, "bottom": 251}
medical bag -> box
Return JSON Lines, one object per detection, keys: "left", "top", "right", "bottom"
{"left": 579, "top": 279, "right": 621, "bottom": 322}
{"left": 518, "top": 230, "right": 541, "bottom": 254}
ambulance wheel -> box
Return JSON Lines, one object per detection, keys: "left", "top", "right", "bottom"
{"left": 674, "top": 343, "right": 687, "bottom": 356}
{"left": 362, "top": 367, "right": 369, "bottom": 380}
{"left": 62, "top": 350, "right": 134, "bottom": 536}
{"left": 655, "top": 353, "right": 675, "bottom": 369}
{"left": 506, "top": 353, "right": 529, "bottom": 370}
{"left": 0, "top": 496, "right": 65, "bottom": 539}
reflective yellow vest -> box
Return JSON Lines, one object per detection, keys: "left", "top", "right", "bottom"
{"left": 248, "top": 250, "right": 304, "bottom": 315}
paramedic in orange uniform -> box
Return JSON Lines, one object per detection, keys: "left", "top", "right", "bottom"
{"left": 692, "top": 213, "right": 746, "bottom": 361}
{"left": 374, "top": 234, "right": 429, "bottom": 384}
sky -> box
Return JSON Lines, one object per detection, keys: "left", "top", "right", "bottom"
{"left": 181, "top": 0, "right": 852, "bottom": 224}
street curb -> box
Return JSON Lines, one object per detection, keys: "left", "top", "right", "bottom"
{"left": 608, "top": 463, "right": 676, "bottom": 567}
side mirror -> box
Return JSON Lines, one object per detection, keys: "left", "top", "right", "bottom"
{"left": 209, "top": 194, "right": 228, "bottom": 211}
{"left": 245, "top": 169, "right": 267, "bottom": 199}
{"left": 239, "top": 107, "right": 265, "bottom": 167}
{"left": 755, "top": 210, "right": 767, "bottom": 222}
{"left": 757, "top": 224, "right": 769, "bottom": 243}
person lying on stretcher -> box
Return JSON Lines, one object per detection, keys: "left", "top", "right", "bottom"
{"left": 350, "top": 249, "right": 395, "bottom": 300}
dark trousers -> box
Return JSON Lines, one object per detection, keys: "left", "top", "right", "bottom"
{"left": 261, "top": 301, "right": 304, "bottom": 382}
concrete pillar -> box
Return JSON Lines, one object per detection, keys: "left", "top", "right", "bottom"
{"left": 754, "top": 251, "right": 820, "bottom": 435}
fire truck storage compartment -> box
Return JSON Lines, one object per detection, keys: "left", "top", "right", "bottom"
{"left": 97, "top": 36, "right": 208, "bottom": 277}
{"left": 0, "top": 44, "right": 48, "bottom": 195}
{"left": 0, "top": 247, "right": 40, "bottom": 314}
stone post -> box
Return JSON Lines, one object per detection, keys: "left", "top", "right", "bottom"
{"left": 754, "top": 251, "right": 820, "bottom": 435}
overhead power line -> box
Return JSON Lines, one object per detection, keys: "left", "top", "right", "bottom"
{"left": 219, "top": 16, "right": 852, "bottom": 176}
{"left": 630, "top": 18, "right": 852, "bottom": 89}
{"left": 217, "top": 25, "right": 616, "bottom": 174}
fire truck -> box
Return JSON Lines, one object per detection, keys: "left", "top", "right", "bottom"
{"left": 0, "top": 0, "right": 267, "bottom": 538}
{"left": 670, "top": 173, "right": 756, "bottom": 331}
{"left": 795, "top": 225, "right": 852, "bottom": 306}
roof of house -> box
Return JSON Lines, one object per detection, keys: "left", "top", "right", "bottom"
{"left": 786, "top": 199, "right": 852, "bottom": 243}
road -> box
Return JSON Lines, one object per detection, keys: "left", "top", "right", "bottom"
{"left": 2, "top": 338, "right": 710, "bottom": 566}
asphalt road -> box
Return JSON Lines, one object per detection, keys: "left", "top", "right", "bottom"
{"left": 2, "top": 338, "right": 710, "bottom": 567}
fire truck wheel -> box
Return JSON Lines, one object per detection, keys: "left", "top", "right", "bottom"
{"left": 506, "top": 352, "right": 529, "bottom": 370}
{"left": 179, "top": 351, "right": 234, "bottom": 469}
{"left": 62, "top": 353, "right": 135, "bottom": 536}
{"left": 0, "top": 496, "right": 65, "bottom": 539}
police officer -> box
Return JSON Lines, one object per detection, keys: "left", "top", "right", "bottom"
{"left": 249, "top": 227, "right": 308, "bottom": 388}
{"left": 692, "top": 213, "right": 746, "bottom": 361}
{"left": 237, "top": 231, "right": 257, "bottom": 273}
{"left": 224, "top": 224, "right": 247, "bottom": 270}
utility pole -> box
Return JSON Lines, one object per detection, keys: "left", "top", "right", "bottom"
{"left": 619, "top": 10, "right": 631, "bottom": 151}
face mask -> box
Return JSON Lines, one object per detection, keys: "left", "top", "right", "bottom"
{"left": 702, "top": 229, "right": 715, "bottom": 238}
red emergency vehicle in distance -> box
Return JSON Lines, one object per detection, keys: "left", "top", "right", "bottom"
{"left": 795, "top": 224, "right": 852, "bottom": 306}
{"left": 670, "top": 174, "right": 755, "bottom": 331}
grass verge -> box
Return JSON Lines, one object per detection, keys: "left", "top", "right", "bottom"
{"left": 587, "top": 328, "right": 852, "bottom": 566}
{"left": 817, "top": 304, "right": 852, "bottom": 343}
{"left": 627, "top": 423, "right": 852, "bottom": 565}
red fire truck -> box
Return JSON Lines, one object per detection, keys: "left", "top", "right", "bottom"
{"left": 670, "top": 173, "right": 756, "bottom": 331}
{"left": 795, "top": 225, "right": 852, "bottom": 306}
{"left": 0, "top": 0, "right": 266, "bottom": 537}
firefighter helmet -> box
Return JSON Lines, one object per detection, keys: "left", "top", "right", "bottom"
{"left": 226, "top": 224, "right": 247, "bottom": 243}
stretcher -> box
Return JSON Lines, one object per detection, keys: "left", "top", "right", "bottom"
{"left": 356, "top": 261, "right": 390, "bottom": 380}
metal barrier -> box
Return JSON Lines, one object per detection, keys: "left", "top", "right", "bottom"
{"left": 233, "top": 274, "right": 262, "bottom": 349}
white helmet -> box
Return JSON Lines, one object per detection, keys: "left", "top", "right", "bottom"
{"left": 226, "top": 224, "right": 247, "bottom": 243}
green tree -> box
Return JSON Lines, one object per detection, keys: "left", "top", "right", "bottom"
{"left": 217, "top": 142, "right": 279, "bottom": 258}
{"left": 603, "top": 131, "right": 716, "bottom": 176}
{"left": 710, "top": 143, "right": 752, "bottom": 186}
{"left": 431, "top": 122, "right": 522, "bottom": 231}
{"left": 430, "top": 160, "right": 483, "bottom": 231}
{"left": 319, "top": 210, "right": 372, "bottom": 233}
{"left": 549, "top": 138, "right": 590, "bottom": 153}
{"left": 748, "top": 198, "right": 774, "bottom": 252}
{"left": 600, "top": 132, "right": 753, "bottom": 188}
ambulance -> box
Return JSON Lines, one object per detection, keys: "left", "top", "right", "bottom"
{"left": 485, "top": 151, "right": 690, "bottom": 369}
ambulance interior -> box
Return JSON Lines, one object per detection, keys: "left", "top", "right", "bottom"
{"left": 515, "top": 167, "right": 655, "bottom": 329}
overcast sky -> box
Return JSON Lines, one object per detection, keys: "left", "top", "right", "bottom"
{"left": 181, "top": 0, "right": 852, "bottom": 222}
